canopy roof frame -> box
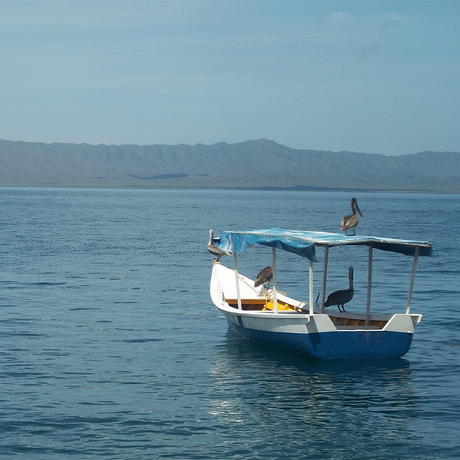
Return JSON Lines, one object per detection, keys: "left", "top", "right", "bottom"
{"left": 215, "top": 227, "right": 433, "bottom": 260}
{"left": 214, "top": 227, "right": 432, "bottom": 317}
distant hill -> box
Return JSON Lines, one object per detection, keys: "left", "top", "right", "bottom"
{"left": 1, "top": 138, "right": 459, "bottom": 192}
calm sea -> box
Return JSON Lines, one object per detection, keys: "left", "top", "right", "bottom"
{"left": 1, "top": 187, "right": 459, "bottom": 459}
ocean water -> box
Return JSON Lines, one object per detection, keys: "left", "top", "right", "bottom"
{"left": 0, "top": 187, "right": 459, "bottom": 459}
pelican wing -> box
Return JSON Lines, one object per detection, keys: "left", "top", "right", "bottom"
{"left": 254, "top": 266, "right": 272, "bottom": 287}
{"left": 340, "top": 214, "right": 359, "bottom": 231}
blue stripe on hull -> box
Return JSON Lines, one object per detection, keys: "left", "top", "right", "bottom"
{"left": 227, "top": 320, "right": 413, "bottom": 359}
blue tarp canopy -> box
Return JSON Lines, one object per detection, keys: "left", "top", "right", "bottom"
{"left": 214, "top": 228, "right": 433, "bottom": 261}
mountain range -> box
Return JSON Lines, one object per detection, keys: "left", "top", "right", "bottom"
{"left": 1, "top": 138, "right": 459, "bottom": 192}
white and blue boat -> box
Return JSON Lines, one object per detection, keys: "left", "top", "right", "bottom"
{"left": 209, "top": 228, "right": 433, "bottom": 359}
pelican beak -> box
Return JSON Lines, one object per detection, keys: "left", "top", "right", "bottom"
{"left": 355, "top": 204, "right": 363, "bottom": 217}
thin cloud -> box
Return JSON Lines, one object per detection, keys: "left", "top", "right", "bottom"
{"left": 378, "top": 13, "right": 419, "bottom": 23}
{"left": 328, "top": 12, "right": 352, "bottom": 22}
{"left": 356, "top": 41, "right": 383, "bottom": 60}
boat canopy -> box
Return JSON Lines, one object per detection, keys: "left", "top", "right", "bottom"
{"left": 214, "top": 227, "right": 433, "bottom": 261}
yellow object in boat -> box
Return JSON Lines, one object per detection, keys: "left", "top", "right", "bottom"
{"left": 263, "top": 300, "right": 295, "bottom": 311}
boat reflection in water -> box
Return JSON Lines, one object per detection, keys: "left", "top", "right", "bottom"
{"left": 206, "top": 331, "right": 421, "bottom": 458}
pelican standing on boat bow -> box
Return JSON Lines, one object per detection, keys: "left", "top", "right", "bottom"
{"left": 207, "top": 229, "right": 232, "bottom": 261}
{"left": 323, "top": 266, "right": 354, "bottom": 312}
{"left": 340, "top": 198, "right": 363, "bottom": 236}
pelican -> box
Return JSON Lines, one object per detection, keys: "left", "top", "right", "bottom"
{"left": 207, "top": 229, "right": 232, "bottom": 261}
{"left": 323, "top": 266, "right": 354, "bottom": 312}
{"left": 340, "top": 197, "right": 363, "bottom": 236}
{"left": 254, "top": 266, "right": 273, "bottom": 288}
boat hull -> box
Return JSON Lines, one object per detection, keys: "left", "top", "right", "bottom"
{"left": 224, "top": 310, "right": 413, "bottom": 359}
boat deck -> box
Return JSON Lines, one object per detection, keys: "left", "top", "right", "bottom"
{"left": 225, "top": 298, "right": 388, "bottom": 329}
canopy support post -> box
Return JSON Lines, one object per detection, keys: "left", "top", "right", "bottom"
{"left": 272, "top": 247, "right": 278, "bottom": 314}
{"left": 233, "top": 252, "right": 242, "bottom": 310}
{"left": 406, "top": 246, "right": 420, "bottom": 314}
{"left": 321, "top": 246, "right": 329, "bottom": 313}
{"left": 309, "top": 260, "right": 314, "bottom": 315}
{"left": 366, "top": 245, "right": 373, "bottom": 326}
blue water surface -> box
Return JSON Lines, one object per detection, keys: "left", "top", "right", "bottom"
{"left": 0, "top": 188, "right": 459, "bottom": 459}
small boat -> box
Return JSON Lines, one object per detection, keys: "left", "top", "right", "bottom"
{"left": 209, "top": 227, "right": 432, "bottom": 359}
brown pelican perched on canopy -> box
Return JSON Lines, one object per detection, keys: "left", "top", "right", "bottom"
{"left": 254, "top": 266, "right": 273, "bottom": 288}
{"left": 340, "top": 197, "right": 363, "bottom": 236}
{"left": 207, "top": 229, "right": 232, "bottom": 262}
{"left": 323, "top": 266, "right": 354, "bottom": 312}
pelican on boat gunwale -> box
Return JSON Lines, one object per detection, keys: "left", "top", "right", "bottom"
{"left": 209, "top": 228, "right": 433, "bottom": 360}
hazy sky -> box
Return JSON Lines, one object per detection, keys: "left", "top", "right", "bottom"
{"left": 1, "top": 1, "right": 459, "bottom": 155}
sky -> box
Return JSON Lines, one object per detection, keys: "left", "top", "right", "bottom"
{"left": 1, "top": 1, "right": 459, "bottom": 155}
